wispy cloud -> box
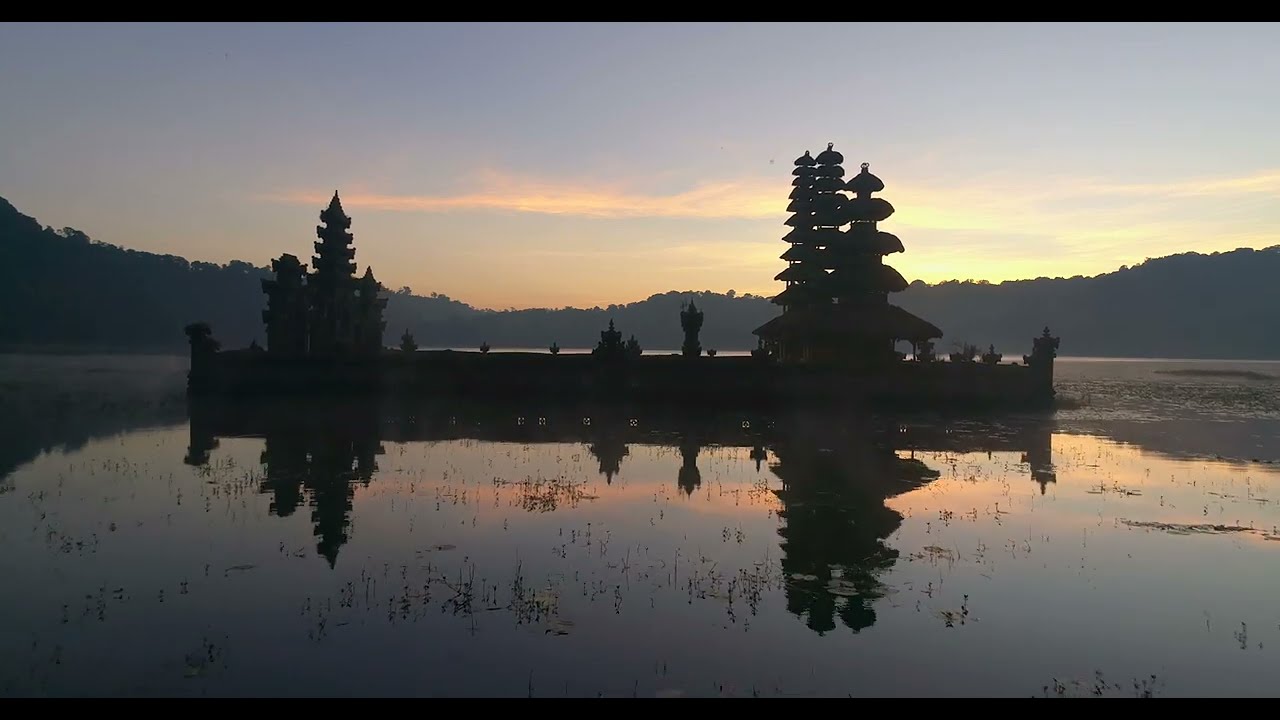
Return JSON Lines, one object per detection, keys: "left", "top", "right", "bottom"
{"left": 261, "top": 165, "right": 1280, "bottom": 296}
{"left": 264, "top": 170, "right": 783, "bottom": 220}
{"left": 1079, "top": 171, "right": 1280, "bottom": 198}
{"left": 265, "top": 166, "right": 1280, "bottom": 227}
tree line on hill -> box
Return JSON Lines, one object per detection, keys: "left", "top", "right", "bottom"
{"left": 2, "top": 195, "right": 1277, "bottom": 359}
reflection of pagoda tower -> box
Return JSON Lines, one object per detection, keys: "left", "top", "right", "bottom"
{"left": 754, "top": 145, "right": 941, "bottom": 366}
{"left": 254, "top": 400, "right": 384, "bottom": 568}
{"left": 1022, "top": 431, "right": 1057, "bottom": 494}
{"left": 677, "top": 436, "right": 702, "bottom": 496}
{"left": 771, "top": 433, "right": 939, "bottom": 635}
{"left": 306, "top": 435, "right": 360, "bottom": 568}
{"left": 589, "top": 435, "right": 629, "bottom": 483}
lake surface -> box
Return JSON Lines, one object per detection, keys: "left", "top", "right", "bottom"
{"left": 2, "top": 354, "right": 1280, "bottom": 697}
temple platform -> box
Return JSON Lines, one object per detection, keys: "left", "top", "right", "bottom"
{"left": 186, "top": 348, "right": 1057, "bottom": 411}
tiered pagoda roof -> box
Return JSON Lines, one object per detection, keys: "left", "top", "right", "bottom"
{"left": 754, "top": 145, "right": 941, "bottom": 360}
{"left": 312, "top": 191, "right": 357, "bottom": 288}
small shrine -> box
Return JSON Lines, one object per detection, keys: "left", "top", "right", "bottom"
{"left": 680, "top": 300, "right": 704, "bottom": 357}
{"left": 260, "top": 192, "right": 387, "bottom": 356}
{"left": 754, "top": 145, "right": 941, "bottom": 366}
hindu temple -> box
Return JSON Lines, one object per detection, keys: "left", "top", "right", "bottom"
{"left": 754, "top": 144, "right": 942, "bottom": 366}
{"left": 260, "top": 192, "right": 387, "bottom": 356}
{"left": 185, "top": 146, "right": 1061, "bottom": 409}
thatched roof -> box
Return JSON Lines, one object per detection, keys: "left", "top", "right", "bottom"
{"left": 775, "top": 264, "right": 829, "bottom": 282}
{"left": 753, "top": 304, "right": 942, "bottom": 341}
{"left": 810, "top": 193, "right": 844, "bottom": 214}
{"left": 809, "top": 210, "right": 845, "bottom": 228}
{"left": 780, "top": 244, "right": 823, "bottom": 262}
{"left": 826, "top": 230, "right": 905, "bottom": 256}
{"left": 791, "top": 165, "right": 817, "bottom": 177}
{"left": 828, "top": 263, "right": 909, "bottom": 293}
{"left": 793, "top": 151, "right": 816, "bottom": 167}
{"left": 847, "top": 163, "right": 885, "bottom": 195}
{"left": 770, "top": 284, "right": 830, "bottom": 306}
{"left": 812, "top": 177, "right": 845, "bottom": 193}
{"left": 781, "top": 227, "right": 843, "bottom": 245}
{"left": 815, "top": 143, "right": 844, "bottom": 165}
{"left": 845, "top": 197, "right": 895, "bottom": 222}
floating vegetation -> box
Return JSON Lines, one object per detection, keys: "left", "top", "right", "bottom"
{"left": 1042, "top": 671, "right": 1163, "bottom": 698}
{"left": 1120, "top": 519, "right": 1280, "bottom": 541}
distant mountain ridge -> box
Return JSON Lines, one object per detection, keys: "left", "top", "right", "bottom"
{"left": 2, "top": 195, "right": 1277, "bottom": 359}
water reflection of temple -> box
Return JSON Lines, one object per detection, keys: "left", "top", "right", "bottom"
{"left": 588, "top": 433, "right": 629, "bottom": 484}
{"left": 1022, "top": 431, "right": 1056, "bottom": 494}
{"left": 769, "top": 428, "right": 940, "bottom": 634}
{"left": 189, "top": 398, "right": 384, "bottom": 567}
{"left": 677, "top": 436, "right": 702, "bottom": 496}
{"left": 259, "top": 415, "right": 383, "bottom": 567}
{"left": 186, "top": 398, "right": 1057, "bottom": 612}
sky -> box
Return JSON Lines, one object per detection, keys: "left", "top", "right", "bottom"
{"left": 3, "top": 22, "right": 1279, "bottom": 310}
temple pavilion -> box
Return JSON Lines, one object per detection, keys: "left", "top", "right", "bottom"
{"left": 261, "top": 192, "right": 387, "bottom": 355}
{"left": 753, "top": 144, "right": 941, "bottom": 365}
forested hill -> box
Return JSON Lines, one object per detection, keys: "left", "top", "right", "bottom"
{"left": 2, "top": 195, "right": 1278, "bottom": 359}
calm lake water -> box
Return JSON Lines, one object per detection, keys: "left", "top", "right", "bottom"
{"left": 2, "top": 354, "right": 1280, "bottom": 697}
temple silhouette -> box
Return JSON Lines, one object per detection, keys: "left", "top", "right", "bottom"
{"left": 185, "top": 145, "right": 1060, "bottom": 409}
{"left": 755, "top": 146, "right": 941, "bottom": 365}
{"left": 261, "top": 192, "right": 387, "bottom": 356}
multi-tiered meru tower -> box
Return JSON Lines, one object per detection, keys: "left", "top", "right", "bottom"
{"left": 259, "top": 192, "right": 387, "bottom": 356}
{"left": 754, "top": 144, "right": 942, "bottom": 366}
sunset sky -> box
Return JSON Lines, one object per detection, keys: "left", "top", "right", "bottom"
{"left": 3, "top": 22, "right": 1279, "bottom": 309}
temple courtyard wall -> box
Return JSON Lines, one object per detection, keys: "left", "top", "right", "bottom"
{"left": 188, "top": 350, "right": 1055, "bottom": 410}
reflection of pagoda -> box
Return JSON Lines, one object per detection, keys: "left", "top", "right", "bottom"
{"left": 677, "top": 436, "right": 702, "bottom": 496}
{"left": 588, "top": 434, "right": 629, "bottom": 483}
{"left": 255, "top": 402, "right": 384, "bottom": 567}
{"left": 1022, "top": 431, "right": 1057, "bottom": 494}
{"left": 771, "top": 431, "right": 939, "bottom": 635}
{"left": 754, "top": 145, "right": 941, "bottom": 366}
{"left": 260, "top": 193, "right": 387, "bottom": 355}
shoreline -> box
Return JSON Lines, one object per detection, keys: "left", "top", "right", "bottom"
{"left": 5, "top": 346, "right": 1280, "bottom": 364}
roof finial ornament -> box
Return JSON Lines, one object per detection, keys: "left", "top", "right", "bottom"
{"left": 861, "top": 162, "right": 869, "bottom": 172}
{"left": 827, "top": 142, "right": 834, "bottom": 151}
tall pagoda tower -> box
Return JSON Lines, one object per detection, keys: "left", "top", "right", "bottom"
{"left": 753, "top": 145, "right": 941, "bottom": 366}
{"left": 258, "top": 191, "right": 388, "bottom": 356}
{"left": 309, "top": 192, "right": 359, "bottom": 354}
{"left": 828, "top": 162, "right": 908, "bottom": 305}
{"left": 772, "top": 149, "right": 834, "bottom": 312}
